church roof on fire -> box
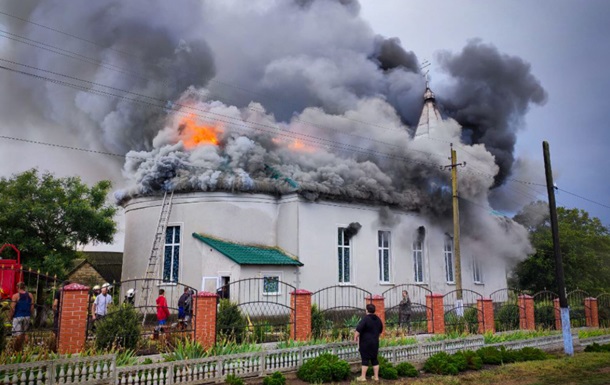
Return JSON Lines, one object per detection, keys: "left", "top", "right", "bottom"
{"left": 192, "top": 233, "right": 304, "bottom": 266}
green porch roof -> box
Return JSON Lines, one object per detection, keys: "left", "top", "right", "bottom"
{"left": 192, "top": 233, "right": 303, "bottom": 266}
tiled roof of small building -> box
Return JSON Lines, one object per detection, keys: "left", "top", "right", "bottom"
{"left": 192, "top": 233, "right": 303, "bottom": 266}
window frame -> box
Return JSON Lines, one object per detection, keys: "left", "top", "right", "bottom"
{"left": 472, "top": 255, "right": 483, "bottom": 284}
{"left": 378, "top": 230, "right": 391, "bottom": 283}
{"left": 262, "top": 272, "right": 282, "bottom": 296}
{"left": 337, "top": 227, "right": 352, "bottom": 284}
{"left": 412, "top": 240, "right": 425, "bottom": 284}
{"left": 444, "top": 238, "right": 455, "bottom": 284}
{"left": 162, "top": 225, "right": 181, "bottom": 283}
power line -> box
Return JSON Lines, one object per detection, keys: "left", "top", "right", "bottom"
{"left": 556, "top": 188, "right": 610, "bottom": 210}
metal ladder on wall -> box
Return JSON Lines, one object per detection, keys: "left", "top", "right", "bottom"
{"left": 139, "top": 190, "right": 174, "bottom": 323}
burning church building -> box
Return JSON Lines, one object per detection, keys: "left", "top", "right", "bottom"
{"left": 117, "top": 81, "right": 532, "bottom": 297}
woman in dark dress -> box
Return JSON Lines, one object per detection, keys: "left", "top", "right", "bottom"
{"left": 354, "top": 303, "right": 384, "bottom": 381}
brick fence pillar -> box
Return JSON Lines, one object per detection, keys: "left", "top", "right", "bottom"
{"left": 290, "top": 289, "right": 312, "bottom": 341}
{"left": 477, "top": 298, "right": 495, "bottom": 334}
{"left": 426, "top": 293, "right": 445, "bottom": 334}
{"left": 194, "top": 292, "right": 218, "bottom": 349}
{"left": 518, "top": 295, "right": 535, "bottom": 330}
{"left": 57, "top": 283, "right": 90, "bottom": 355}
{"left": 366, "top": 295, "right": 386, "bottom": 336}
{"left": 553, "top": 298, "right": 562, "bottom": 330}
{"left": 584, "top": 297, "right": 599, "bottom": 328}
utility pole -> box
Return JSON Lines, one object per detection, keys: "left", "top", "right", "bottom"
{"left": 542, "top": 141, "right": 573, "bottom": 355}
{"left": 444, "top": 144, "right": 466, "bottom": 304}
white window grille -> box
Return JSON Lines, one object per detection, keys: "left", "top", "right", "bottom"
{"left": 444, "top": 238, "right": 455, "bottom": 283}
{"left": 413, "top": 241, "right": 424, "bottom": 283}
{"left": 337, "top": 227, "right": 351, "bottom": 283}
{"left": 378, "top": 231, "right": 391, "bottom": 283}
{"left": 163, "top": 226, "right": 180, "bottom": 283}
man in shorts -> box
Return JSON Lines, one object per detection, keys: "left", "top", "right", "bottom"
{"left": 10, "top": 282, "right": 34, "bottom": 345}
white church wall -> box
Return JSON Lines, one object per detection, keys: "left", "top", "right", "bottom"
{"left": 276, "top": 195, "right": 299, "bottom": 256}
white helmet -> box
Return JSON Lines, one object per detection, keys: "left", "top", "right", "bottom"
{"left": 126, "top": 288, "right": 135, "bottom": 298}
{"left": 101, "top": 283, "right": 111, "bottom": 289}
{"left": 92, "top": 285, "right": 101, "bottom": 291}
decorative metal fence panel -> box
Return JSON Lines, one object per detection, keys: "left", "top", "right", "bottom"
{"left": 87, "top": 278, "right": 198, "bottom": 352}
{"left": 533, "top": 290, "right": 559, "bottom": 330}
{"left": 312, "top": 285, "right": 372, "bottom": 340}
{"left": 443, "top": 289, "right": 483, "bottom": 334}
{"left": 217, "top": 278, "right": 296, "bottom": 344}
{"left": 567, "top": 290, "right": 589, "bottom": 328}
{"left": 382, "top": 284, "right": 432, "bottom": 335}
{"left": 489, "top": 288, "right": 525, "bottom": 332}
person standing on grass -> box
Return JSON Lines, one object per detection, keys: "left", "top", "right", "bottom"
{"left": 354, "top": 303, "right": 384, "bottom": 382}
{"left": 156, "top": 288, "right": 170, "bottom": 333}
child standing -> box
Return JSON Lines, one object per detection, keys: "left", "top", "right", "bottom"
{"left": 156, "top": 289, "right": 170, "bottom": 336}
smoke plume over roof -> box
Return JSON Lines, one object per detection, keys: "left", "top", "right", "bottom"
{"left": 2, "top": 0, "right": 541, "bottom": 262}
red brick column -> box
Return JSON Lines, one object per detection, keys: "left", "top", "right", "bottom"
{"left": 426, "top": 294, "right": 445, "bottom": 334}
{"left": 366, "top": 295, "right": 385, "bottom": 337}
{"left": 57, "top": 283, "right": 90, "bottom": 355}
{"left": 518, "top": 295, "right": 535, "bottom": 330}
{"left": 290, "top": 289, "right": 312, "bottom": 341}
{"left": 477, "top": 298, "right": 495, "bottom": 334}
{"left": 194, "top": 291, "right": 218, "bottom": 349}
{"left": 553, "top": 298, "right": 561, "bottom": 330}
{"left": 584, "top": 297, "right": 599, "bottom": 328}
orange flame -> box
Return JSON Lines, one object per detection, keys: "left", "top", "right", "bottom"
{"left": 179, "top": 114, "right": 222, "bottom": 150}
{"left": 272, "top": 138, "right": 316, "bottom": 153}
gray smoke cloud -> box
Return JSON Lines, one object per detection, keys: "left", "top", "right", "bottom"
{"left": 1, "top": 0, "right": 545, "bottom": 262}
{"left": 436, "top": 39, "right": 548, "bottom": 186}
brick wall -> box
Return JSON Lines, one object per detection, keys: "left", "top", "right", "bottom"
{"left": 477, "top": 298, "right": 495, "bottom": 334}
{"left": 585, "top": 297, "right": 599, "bottom": 328}
{"left": 57, "top": 283, "right": 90, "bottom": 355}
{"left": 518, "top": 295, "right": 535, "bottom": 330}
{"left": 426, "top": 294, "right": 445, "bottom": 334}
{"left": 67, "top": 263, "right": 105, "bottom": 287}
{"left": 290, "top": 290, "right": 312, "bottom": 341}
{"left": 194, "top": 292, "right": 218, "bottom": 349}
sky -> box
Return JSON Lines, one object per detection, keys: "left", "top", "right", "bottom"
{"left": 359, "top": 0, "right": 610, "bottom": 224}
{"left": 0, "top": 0, "right": 609, "bottom": 253}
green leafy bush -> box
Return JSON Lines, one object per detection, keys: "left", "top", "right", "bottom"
{"left": 584, "top": 343, "right": 610, "bottom": 353}
{"left": 499, "top": 346, "right": 518, "bottom": 363}
{"left": 534, "top": 306, "right": 555, "bottom": 329}
{"left": 476, "top": 346, "right": 503, "bottom": 365}
{"left": 95, "top": 305, "right": 141, "bottom": 351}
{"left": 0, "top": 314, "right": 8, "bottom": 354}
{"left": 311, "top": 304, "right": 326, "bottom": 339}
{"left": 395, "top": 362, "right": 419, "bottom": 377}
{"left": 518, "top": 347, "right": 548, "bottom": 361}
{"left": 163, "top": 339, "right": 206, "bottom": 361}
{"left": 495, "top": 305, "right": 520, "bottom": 331}
{"left": 263, "top": 371, "right": 286, "bottom": 385}
{"left": 296, "top": 353, "right": 350, "bottom": 383}
{"left": 423, "top": 352, "right": 459, "bottom": 375}
{"left": 450, "top": 351, "right": 469, "bottom": 372}
{"left": 464, "top": 308, "right": 480, "bottom": 334}
{"left": 225, "top": 374, "right": 245, "bottom": 385}
{"left": 458, "top": 350, "right": 482, "bottom": 370}
{"left": 217, "top": 299, "right": 247, "bottom": 343}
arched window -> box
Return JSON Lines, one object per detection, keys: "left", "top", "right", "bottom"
{"left": 413, "top": 226, "right": 425, "bottom": 283}
{"left": 444, "top": 237, "right": 455, "bottom": 283}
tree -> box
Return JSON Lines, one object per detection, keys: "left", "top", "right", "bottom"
{"left": 0, "top": 169, "right": 117, "bottom": 277}
{"left": 512, "top": 202, "right": 610, "bottom": 294}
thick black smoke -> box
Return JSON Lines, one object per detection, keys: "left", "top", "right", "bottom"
{"left": 437, "top": 40, "right": 548, "bottom": 186}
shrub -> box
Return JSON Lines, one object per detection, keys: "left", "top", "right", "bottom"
{"left": 225, "top": 374, "right": 244, "bottom": 385}
{"left": 495, "top": 305, "right": 520, "bottom": 331}
{"left": 217, "top": 300, "right": 247, "bottom": 343}
{"left": 458, "top": 350, "right": 482, "bottom": 370}
{"left": 0, "top": 314, "right": 8, "bottom": 354}
{"left": 476, "top": 346, "right": 503, "bottom": 365}
{"left": 464, "top": 308, "right": 480, "bottom": 334}
{"left": 499, "top": 346, "right": 518, "bottom": 363}
{"left": 95, "top": 305, "right": 141, "bottom": 351}
{"left": 534, "top": 306, "right": 555, "bottom": 329}
{"left": 423, "top": 352, "right": 458, "bottom": 375}
{"left": 584, "top": 343, "right": 610, "bottom": 353}
{"left": 163, "top": 339, "right": 206, "bottom": 361}
{"left": 450, "top": 351, "right": 469, "bottom": 372}
{"left": 311, "top": 304, "right": 325, "bottom": 339}
{"left": 263, "top": 371, "right": 286, "bottom": 385}
{"left": 297, "top": 353, "right": 350, "bottom": 383}
{"left": 396, "top": 362, "right": 419, "bottom": 377}
{"left": 518, "top": 347, "right": 548, "bottom": 361}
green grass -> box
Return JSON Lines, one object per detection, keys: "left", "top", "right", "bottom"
{"left": 397, "top": 353, "right": 610, "bottom": 385}
{"left": 578, "top": 328, "right": 610, "bottom": 339}
{"left": 483, "top": 330, "right": 559, "bottom": 344}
